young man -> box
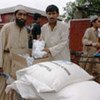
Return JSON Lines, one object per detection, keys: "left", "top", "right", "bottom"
{"left": 40, "top": 5, "right": 70, "bottom": 61}
{"left": 0, "top": 5, "right": 28, "bottom": 100}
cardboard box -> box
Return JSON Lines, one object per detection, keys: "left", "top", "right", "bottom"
{"left": 11, "top": 53, "right": 49, "bottom": 79}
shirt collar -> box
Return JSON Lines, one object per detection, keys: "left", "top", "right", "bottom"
{"left": 91, "top": 27, "right": 98, "bottom": 32}
{"left": 48, "top": 21, "right": 58, "bottom": 31}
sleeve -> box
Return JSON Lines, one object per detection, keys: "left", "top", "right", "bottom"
{"left": 0, "top": 32, "right": 3, "bottom": 67}
{"left": 82, "top": 28, "right": 93, "bottom": 45}
{"left": 40, "top": 25, "right": 46, "bottom": 40}
{"left": 49, "top": 23, "right": 69, "bottom": 57}
{"left": 0, "top": 25, "right": 8, "bottom": 67}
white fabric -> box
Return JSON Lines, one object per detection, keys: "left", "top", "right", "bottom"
{"left": 90, "top": 15, "right": 98, "bottom": 22}
{"left": 6, "top": 60, "right": 93, "bottom": 99}
{"left": 39, "top": 81, "right": 100, "bottom": 100}
{"left": 32, "top": 40, "right": 47, "bottom": 59}
{"left": 19, "top": 54, "right": 34, "bottom": 66}
{"left": 16, "top": 61, "right": 93, "bottom": 92}
{"left": 6, "top": 75, "right": 15, "bottom": 85}
{"left": 5, "top": 75, "right": 42, "bottom": 100}
{"left": 14, "top": 5, "right": 27, "bottom": 12}
{"left": 41, "top": 21, "right": 70, "bottom": 61}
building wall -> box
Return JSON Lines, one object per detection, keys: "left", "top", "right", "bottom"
{"left": 69, "top": 19, "right": 90, "bottom": 51}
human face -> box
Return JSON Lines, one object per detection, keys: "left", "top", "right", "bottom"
{"left": 15, "top": 10, "right": 27, "bottom": 28}
{"left": 46, "top": 11, "right": 59, "bottom": 24}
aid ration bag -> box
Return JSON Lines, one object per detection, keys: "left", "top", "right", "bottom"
{"left": 16, "top": 60, "right": 93, "bottom": 93}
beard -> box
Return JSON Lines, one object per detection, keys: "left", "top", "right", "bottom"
{"left": 16, "top": 18, "right": 26, "bottom": 28}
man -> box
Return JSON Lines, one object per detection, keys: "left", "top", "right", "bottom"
{"left": 40, "top": 5, "right": 70, "bottom": 61}
{"left": 80, "top": 15, "right": 100, "bottom": 78}
{"left": 28, "top": 13, "right": 41, "bottom": 48}
{"left": 0, "top": 5, "right": 28, "bottom": 100}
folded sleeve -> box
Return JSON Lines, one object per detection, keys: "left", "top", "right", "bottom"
{"left": 0, "top": 25, "right": 8, "bottom": 67}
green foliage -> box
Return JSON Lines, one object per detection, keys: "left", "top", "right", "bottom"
{"left": 64, "top": 0, "right": 100, "bottom": 20}
{"left": 64, "top": 2, "right": 76, "bottom": 20}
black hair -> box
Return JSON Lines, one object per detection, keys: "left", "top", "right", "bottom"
{"left": 33, "top": 13, "right": 41, "bottom": 20}
{"left": 14, "top": 10, "right": 19, "bottom": 15}
{"left": 46, "top": 5, "right": 59, "bottom": 14}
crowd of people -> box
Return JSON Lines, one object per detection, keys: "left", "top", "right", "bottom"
{"left": 0, "top": 4, "right": 70, "bottom": 100}
{"left": 0, "top": 4, "right": 100, "bottom": 100}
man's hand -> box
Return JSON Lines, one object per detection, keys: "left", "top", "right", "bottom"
{"left": 42, "top": 54, "right": 49, "bottom": 58}
{"left": 42, "top": 48, "right": 50, "bottom": 54}
{"left": 42, "top": 48, "right": 51, "bottom": 58}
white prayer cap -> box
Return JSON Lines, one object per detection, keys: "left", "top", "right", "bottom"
{"left": 90, "top": 15, "right": 98, "bottom": 22}
{"left": 14, "top": 5, "right": 27, "bottom": 12}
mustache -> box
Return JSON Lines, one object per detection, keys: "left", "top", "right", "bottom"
{"left": 49, "top": 18, "right": 54, "bottom": 20}
{"left": 19, "top": 18, "right": 25, "bottom": 22}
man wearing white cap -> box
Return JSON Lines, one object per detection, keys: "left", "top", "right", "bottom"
{"left": 80, "top": 15, "right": 100, "bottom": 80}
{"left": 0, "top": 5, "right": 28, "bottom": 100}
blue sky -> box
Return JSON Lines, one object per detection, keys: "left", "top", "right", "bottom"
{"left": 0, "top": 0, "right": 75, "bottom": 14}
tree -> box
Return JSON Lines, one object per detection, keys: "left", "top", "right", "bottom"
{"left": 64, "top": 0, "right": 100, "bottom": 20}
{"left": 76, "top": 0, "right": 100, "bottom": 17}
{"left": 63, "top": 2, "right": 76, "bottom": 21}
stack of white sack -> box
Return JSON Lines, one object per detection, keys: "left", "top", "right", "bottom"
{"left": 6, "top": 60, "right": 99, "bottom": 100}
{"left": 32, "top": 39, "right": 47, "bottom": 59}
{"left": 39, "top": 81, "right": 100, "bottom": 100}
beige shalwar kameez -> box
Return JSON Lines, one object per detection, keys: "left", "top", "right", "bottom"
{"left": 80, "top": 27, "right": 100, "bottom": 75}
{"left": 0, "top": 21, "right": 28, "bottom": 100}
{"left": 41, "top": 21, "right": 70, "bottom": 61}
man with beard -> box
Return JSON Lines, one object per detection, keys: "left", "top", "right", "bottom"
{"left": 0, "top": 5, "right": 28, "bottom": 100}
{"left": 40, "top": 5, "right": 70, "bottom": 61}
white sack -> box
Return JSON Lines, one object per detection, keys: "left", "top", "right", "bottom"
{"left": 32, "top": 40, "right": 47, "bottom": 59}
{"left": 16, "top": 60, "right": 93, "bottom": 93}
{"left": 39, "top": 81, "right": 100, "bottom": 100}
{"left": 5, "top": 75, "right": 43, "bottom": 100}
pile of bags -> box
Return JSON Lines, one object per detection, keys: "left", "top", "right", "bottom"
{"left": 5, "top": 60, "right": 100, "bottom": 100}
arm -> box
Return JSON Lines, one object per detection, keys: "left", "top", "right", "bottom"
{"left": 42, "top": 23, "right": 69, "bottom": 57}
{"left": 82, "top": 28, "right": 93, "bottom": 46}
{"left": 0, "top": 25, "right": 8, "bottom": 68}
{"left": 82, "top": 28, "right": 100, "bottom": 48}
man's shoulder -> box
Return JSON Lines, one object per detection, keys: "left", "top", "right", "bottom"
{"left": 58, "top": 21, "right": 68, "bottom": 26}
{"left": 42, "top": 23, "right": 48, "bottom": 28}
{"left": 57, "top": 21, "right": 68, "bottom": 30}
{"left": 1, "top": 22, "right": 14, "bottom": 30}
{"left": 3, "top": 22, "right": 14, "bottom": 27}
{"left": 86, "top": 27, "right": 94, "bottom": 32}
